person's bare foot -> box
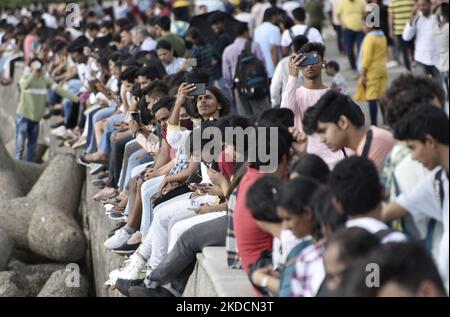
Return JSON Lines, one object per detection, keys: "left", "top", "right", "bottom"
{"left": 92, "top": 187, "right": 117, "bottom": 202}
{"left": 83, "top": 152, "right": 108, "bottom": 163}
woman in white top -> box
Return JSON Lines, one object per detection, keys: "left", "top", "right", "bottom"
{"left": 156, "top": 40, "right": 190, "bottom": 75}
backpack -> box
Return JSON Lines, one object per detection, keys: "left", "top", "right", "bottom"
{"left": 289, "top": 25, "right": 312, "bottom": 42}
{"left": 233, "top": 40, "right": 269, "bottom": 100}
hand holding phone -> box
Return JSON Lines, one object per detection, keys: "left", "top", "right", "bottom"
{"left": 187, "top": 83, "right": 206, "bottom": 96}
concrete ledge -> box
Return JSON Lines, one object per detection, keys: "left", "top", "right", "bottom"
{"left": 184, "top": 247, "right": 255, "bottom": 297}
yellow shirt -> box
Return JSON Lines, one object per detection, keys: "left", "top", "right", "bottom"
{"left": 337, "top": 0, "right": 366, "bottom": 32}
{"left": 174, "top": 0, "right": 190, "bottom": 8}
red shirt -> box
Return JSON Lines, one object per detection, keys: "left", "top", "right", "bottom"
{"left": 234, "top": 167, "right": 273, "bottom": 273}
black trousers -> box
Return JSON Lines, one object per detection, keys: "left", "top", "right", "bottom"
{"left": 107, "top": 134, "right": 134, "bottom": 188}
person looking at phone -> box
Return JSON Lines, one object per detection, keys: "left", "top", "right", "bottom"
{"left": 281, "top": 42, "right": 344, "bottom": 169}
{"left": 156, "top": 40, "right": 191, "bottom": 75}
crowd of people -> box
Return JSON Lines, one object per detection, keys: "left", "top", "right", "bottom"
{"left": 1, "top": 0, "right": 448, "bottom": 297}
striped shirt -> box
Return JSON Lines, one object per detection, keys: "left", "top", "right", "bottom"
{"left": 389, "top": 0, "right": 415, "bottom": 35}
{"left": 226, "top": 187, "right": 242, "bottom": 269}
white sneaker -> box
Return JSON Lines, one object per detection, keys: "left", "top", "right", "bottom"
{"left": 104, "top": 228, "right": 131, "bottom": 250}
{"left": 114, "top": 252, "right": 147, "bottom": 281}
{"left": 387, "top": 60, "right": 399, "bottom": 69}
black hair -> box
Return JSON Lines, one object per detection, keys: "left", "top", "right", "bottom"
{"left": 138, "top": 66, "right": 160, "bottom": 81}
{"left": 289, "top": 154, "right": 330, "bottom": 184}
{"left": 263, "top": 7, "right": 280, "bottom": 22}
{"left": 187, "top": 120, "right": 221, "bottom": 158}
{"left": 101, "top": 20, "right": 115, "bottom": 30}
{"left": 328, "top": 227, "right": 381, "bottom": 265}
{"left": 311, "top": 187, "right": 347, "bottom": 240}
{"left": 208, "top": 12, "right": 226, "bottom": 25}
{"left": 394, "top": 104, "right": 449, "bottom": 145}
{"left": 326, "top": 60, "right": 340, "bottom": 72}
{"left": 130, "top": 84, "right": 142, "bottom": 97}
{"left": 191, "top": 86, "right": 232, "bottom": 118}
{"left": 151, "top": 96, "right": 175, "bottom": 116}
{"left": 217, "top": 114, "right": 255, "bottom": 160}
{"left": 52, "top": 40, "right": 67, "bottom": 53}
{"left": 278, "top": 177, "right": 320, "bottom": 217}
{"left": 156, "top": 40, "right": 172, "bottom": 51}
{"left": 184, "top": 68, "right": 210, "bottom": 86}
{"left": 381, "top": 74, "right": 445, "bottom": 127}
{"left": 237, "top": 22, "right": 249, "bottom": 36}
{"left": 441, "top": 2, "right": 449, "bottom": 20}
{"left": 142, "top": 80, "right": 169, "bottom": 98}
{"left": 303, "top": 91, "right": 364, "bottom": 135}
{"left": 298, "top": 42, "right": 326, "bottom": 59}
{"left": 339, "top": 241, "right": 446, "bottom": 297}
{"left": 249, "top": 124, "right": 293, "bottom": 171}
{"left": 86, "top": 22, "right": 99, "bottom": 31}
{"left": 292, "top": 7, "right": 306, "bottom": 21}
{"left": 257, "top": 108, "right": 295, "bottom": 129}
{"left": 330, "top": 157, "right": 382, "bottom": 217}
{"left": 247, "top": 176, "right": 283, "bottom": 223}
{"left": 155, "top": 16, "right": 171, "bottom": 31}
{"left": 119, "top": 65, "right": 139, "bottom": 83}
{"left": 187, "top": 27, "right": 206, "bottom": 45}
{"left": 291, "top": 35, "right": 309, "bottom": 53}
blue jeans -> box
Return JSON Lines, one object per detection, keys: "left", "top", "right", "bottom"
{"left": 87, "top": 106, "right": 116, "bottom": 153}
{"left": 15, "top": 115, "right": 39, "bottom": 161}
{"left": 343, "top": 29, "right": 364, "bottom": 70}
{"left": 98, "top": 113, "right": 125, "bottom": 156}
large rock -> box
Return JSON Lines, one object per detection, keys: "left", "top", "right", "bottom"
{"left": 0, "top": 228, "right": 14, "bottom": 270}
{"left": 8, "top": 260, "right": 65, "bottom": 297}
{"left": 37, "top": 270, "right": 89, "bottom": 297}
{"left": 0, "top": 154, "right": 86, "bottom": 262}
{"left": 0, "top": 271, "right": 29, "bottom": 297}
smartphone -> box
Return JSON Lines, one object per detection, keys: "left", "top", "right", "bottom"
{"left": 130, "top": 111, "right": 141, "bottom": 123}
{"left": 187, "top": 83, "right": 206, "bottom": 96}
{"left": 297, "top": 52, "right": 320, "bottom": 67}
{"left": 189, "top": 183, "right": 212, "bottom": 189}
{"left": 187, "top": 58, "right": 197, "bottom": 67}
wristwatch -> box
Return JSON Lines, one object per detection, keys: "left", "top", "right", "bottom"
{"left": 260, "top": 275, "right": 270, "bottom": 288}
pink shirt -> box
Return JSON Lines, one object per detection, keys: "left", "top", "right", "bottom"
{"left": 356, "top": 126, "right": 396, "bottom": 172}
{"left": 23, "top": 34, "right": 36, "bottom": 63}
{"left": 281, "top": 75, "right": 344, "bottom": 169}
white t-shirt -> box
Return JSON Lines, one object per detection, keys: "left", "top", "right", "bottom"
{"left": 254, "top": 22, "right": 282, "bottom": 78}
{"left": 346, "top": 217, "right": 407, "bottom": 243}
{"left": 281, "top": 24, "right": 324, "bottom": 47}
{"left": 141, "top": 37, "right": 157, "bottom": 52}
{"left": 164, "top": 57, "right": 188, "bottom": 75}
{"left": 272, "top": 229, "right": 302, "bottom": 270}
{"left": 397, "top": 168, "right": 449, "bottom": 284}
{"left": 42, "top": 13, "right": 58, "bottom": 29}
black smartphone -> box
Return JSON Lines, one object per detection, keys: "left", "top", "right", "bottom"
{"left": 187, "top": 83, "right": 206, "bottom": 96}
{"left": 130, "top": 111, "right": 141, "bottom": 123}
{"left": 297, "top": 52, "right": 320, "bottom": 67}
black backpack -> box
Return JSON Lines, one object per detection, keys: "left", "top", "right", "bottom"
{"left": 234, "top": 40, "right": 269, "bottom": 100}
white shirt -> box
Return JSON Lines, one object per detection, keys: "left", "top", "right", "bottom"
{"left": 272, "top": 229, "right": 302, "bottom": 270}
{"left": 164, "top": 57, "right": 188, "bottom": 75}
{"left": 113, "top": 0, "right": 130, "bottom": 19}
{"left": 42, "top": 13, "right": 58, "bottom": 29}
{"left": 281, "top": 24, "right": 324, "bottom": 48}
{"left": 403, "top": 14, "right": 438, "bottom": 66}
{"left": 432, "top": 17, "right": 449, "bottom": 72}
{"left": 346, "top": 217, "right": 407, "bottom": 243}
{"left": 270, "top": 56, "right": 303, "bottom": 107}
{"left": 141, "top": 37, "right": 157, "bottom": 52}
{"left": 397, "top": 169, "right": 449, "bottom": 284}
{"left": 254, "top": 22, "right": 282, "bottom": 78}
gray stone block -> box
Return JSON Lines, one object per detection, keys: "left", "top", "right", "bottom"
{"left": 0, "top": 228, "right": 14, "bottom": 270}
{"left": 37, "top": 269, "right": 89, "bottom": 297}
{"left": 0, "top": 271, "right": 29, "bottom": 297}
